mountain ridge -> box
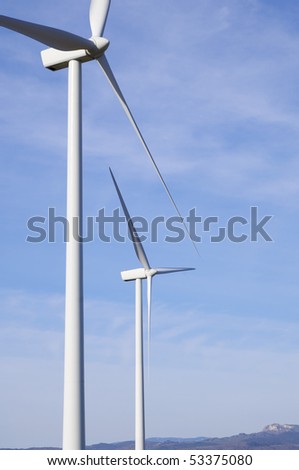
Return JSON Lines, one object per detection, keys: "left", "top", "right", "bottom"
{"left": 89, "top": 424, "right": 299, "bottom": 450}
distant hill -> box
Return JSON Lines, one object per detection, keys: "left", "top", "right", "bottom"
{"left": 89, "top": 424, "right": 299, "bottom": 450}
{"left": 88, "top": 436, "right": 207, "bottom": 450}
{"left": 3, "top": 424, "right": 299, "bottom": 450}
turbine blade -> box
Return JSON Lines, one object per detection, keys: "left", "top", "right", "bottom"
{"left": 109, "top": 168, "right": 151, "bottom": 270}
{"left": 98, "top": 54, "right": 199, "bottom": 255}
{"left": 147, "top": 274, "right": 152, "bottom": 382}
{"left": 0, "top": 15, "right": 97, "bottom": 52}
{"left": 155, "top": 267, "right": 195, "bottom": 275}
{"left": 89, "top": 0, "right": 111, "bottom": 37}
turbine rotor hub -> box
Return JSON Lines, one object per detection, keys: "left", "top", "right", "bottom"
{"left": 89, "top": 36, "right": 110, "bottom": 56}
{"left": 146, "top": 269, "right": 157, "bottom": 278}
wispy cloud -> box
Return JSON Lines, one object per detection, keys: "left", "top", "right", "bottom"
{"left": 1, "top": 287, "right": 299, "bottom": 445}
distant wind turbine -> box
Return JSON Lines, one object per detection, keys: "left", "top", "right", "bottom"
{"left": 0, "top": 0, "right": 190, "bottom": 450}
{"left": 109, "top": 168, "right": 194, "bottom": 450}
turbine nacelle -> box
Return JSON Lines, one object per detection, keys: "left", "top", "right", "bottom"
{"left": 121, "top": 268, "right": 156, "bottom": 282}
{"left": 41, "top": 37, "right": 110, "bottom": 71}
{"left": 121, "top": 267, "right": 194, "bottom": 282}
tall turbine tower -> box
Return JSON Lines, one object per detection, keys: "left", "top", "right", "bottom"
{"left": 0, "top": 1, "right": 189, "bottom": 450}
{"left": 110, "top": 169, "right": 194, "bottom": 450}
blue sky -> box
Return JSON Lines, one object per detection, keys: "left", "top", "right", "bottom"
{"left": 0, "top": 0, "right": 299, "bottom": 448}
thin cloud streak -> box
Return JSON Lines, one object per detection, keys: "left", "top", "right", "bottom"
{"left": 1, "top": 288, "right": 299, "bottom": 445}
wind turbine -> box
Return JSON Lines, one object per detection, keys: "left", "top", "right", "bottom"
{"left": 109, "top": 168, "right": 194, "bottom": 450}
{"left": 0, "top": 1, "right": 189, "bottom": 450}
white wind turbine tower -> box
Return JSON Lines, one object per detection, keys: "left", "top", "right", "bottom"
{"left": 0, "top": 1, "right": 190, "bottom": 450}
{"left": 110, "top": 168, "right": 194, "bottom": 450}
